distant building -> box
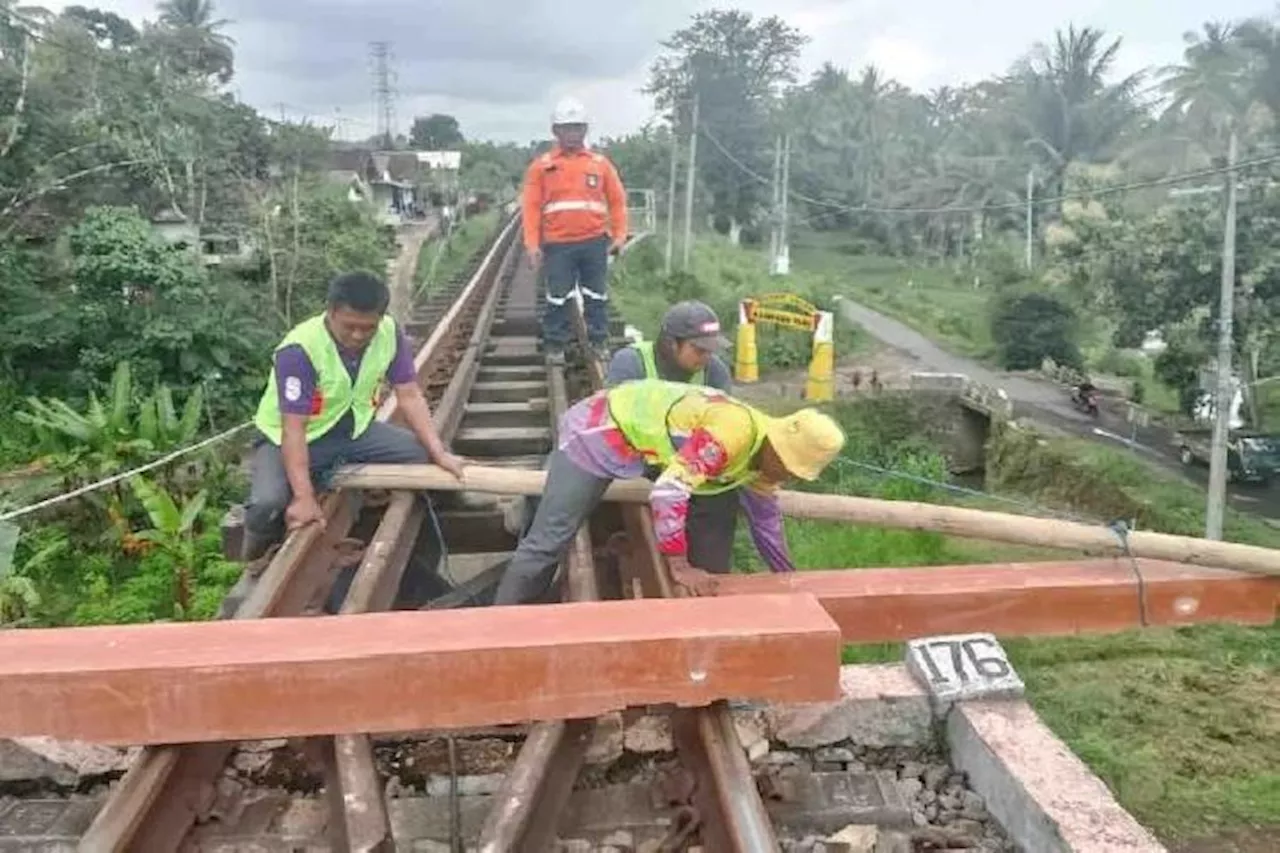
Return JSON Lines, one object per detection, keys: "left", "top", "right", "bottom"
{"left": 416, "top": 151, "right": 462, "bottom": 172}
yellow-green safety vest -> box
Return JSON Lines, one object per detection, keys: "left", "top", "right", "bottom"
{"left": 606, "top": 379, "right": 767, "bottom": 495}
{"left": 254, "top": 314, "right": 397, "bottom": 445}
{"left": 632, "top": 340, "right": 706, "bottom": 385}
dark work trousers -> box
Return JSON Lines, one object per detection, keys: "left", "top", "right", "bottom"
{"left": 493, "top": 448, "right": 612, "bottom": 605}
{"left": 541, "top": 234, "right": 610, "bottom": 350}
{"left": 494, "top": 453, "right": 743, "bottom": 606}
{"left": 686, "top": 489, "right": 740, "bottom": 574}
{"left": 227, "top": 420, "right": 437, "bottom": 617}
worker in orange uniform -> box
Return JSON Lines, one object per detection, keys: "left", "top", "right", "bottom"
{"left": 521, "top": 96, "right": 628, "bottom": 365}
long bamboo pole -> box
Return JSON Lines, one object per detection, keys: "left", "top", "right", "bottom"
{"left": 333, "top": 464, "right": 1280, "bottom": 577}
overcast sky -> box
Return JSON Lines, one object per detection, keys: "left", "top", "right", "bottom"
{"left": 46, "top": 0, "right": 1279, "bottom": 143}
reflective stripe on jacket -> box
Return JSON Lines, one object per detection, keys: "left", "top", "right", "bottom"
{"left": 605, "top": 379, "right": 767, "bottom": 495}
{"left": 521, "top": 145, "right": 627, "bottom": 251}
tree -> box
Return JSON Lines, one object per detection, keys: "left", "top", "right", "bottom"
{"left": 1009, "top": 26, "right": 1145, "bottom": 208}
{"left": 410, "top": 113, "right": 463, "bottom": 150}
{"left": 647, "top": 10, "right": 806, "bottom": 238}
{"left": 152, "top": 0, "right": 234, "bottom": 84}
{"left": 991, "top": 292, "right": 1084, "bottom": 370}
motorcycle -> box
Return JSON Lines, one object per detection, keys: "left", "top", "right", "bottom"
{"left": 1071, "top": 385, "right": 1100, "bottom": 417}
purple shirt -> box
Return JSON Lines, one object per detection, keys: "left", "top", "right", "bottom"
{"left": 275, "top": 325, "right": 417, "bottom": 417}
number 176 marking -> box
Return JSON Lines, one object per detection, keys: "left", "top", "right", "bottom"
{"left": 915, "top": 637, "right": 1011, "bottom": 684}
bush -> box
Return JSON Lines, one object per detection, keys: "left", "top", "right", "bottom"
{"left": 991, "top": 292, "right": 1083, "bottom": 371}
{"left": 1093, "top": 348, "right": 1147, "bottom": 379}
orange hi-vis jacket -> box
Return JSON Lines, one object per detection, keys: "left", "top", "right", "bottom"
{"left": 521, "top": 145, "right": 627, "bottom": 252}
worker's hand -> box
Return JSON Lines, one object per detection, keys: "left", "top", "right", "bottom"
{"left": 435, "top": 451, "right": 467, "bottom": 481}
{"left": 609, "top": 238, "right": 625, "bottom": 256}
{"left": 526, "top": 248, "right": 542, "bottom": 270}
{"left": 285, "top": 494, "right": 326, "bottom": 532}
{"left": 667, "top": 557, "right": 720, "bottom": 598}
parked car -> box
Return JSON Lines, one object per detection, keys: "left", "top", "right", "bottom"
{"left": 1173, "top": 429, "right": 1280, "bottom": 485}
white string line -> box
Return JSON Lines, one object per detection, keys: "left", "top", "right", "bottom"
{"left": 0, "top": 422, "right": 252, "bottom": 523}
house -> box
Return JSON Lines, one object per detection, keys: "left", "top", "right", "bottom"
{"left": 150, "top": 209, "right": 254, "bottom": 267}
{"left": 151, "top": 207, "right": 199, "bottom": 250}
{"left": 416, "top": 151, "right": 462, "bottom": 172}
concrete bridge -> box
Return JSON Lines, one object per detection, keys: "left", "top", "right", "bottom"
{"left": 906, "top": 372, "right": 1013, "bottom": 475}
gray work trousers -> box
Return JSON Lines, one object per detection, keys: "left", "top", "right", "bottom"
{"left": 492, "top": 451, "right": 741, "bottom": 606}
{"left": 244, "top": 420, "right": 430, "bottom": 545}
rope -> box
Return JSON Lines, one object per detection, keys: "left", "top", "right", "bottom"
{"left": 1108, "top": 519, "right": 1150, "bottom": 628}
{"left": 0, "top": 421, "right": 252, "bottom": 523}
{"left": 829, "top": 456, "right": 1095, "bottom": 524}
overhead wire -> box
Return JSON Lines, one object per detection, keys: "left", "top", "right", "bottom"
{"left": 698, "top": 124, "right": 1280, "bottom": 216}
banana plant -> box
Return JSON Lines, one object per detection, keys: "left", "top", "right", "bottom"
{"left": 128, "top": 475, "right": 207, "bottom": 619}
{"left": 15, "top": 361, "right": 206, "bottom": 475}
{"left": 0, "top": 521, "right": 38, "bottom": 627}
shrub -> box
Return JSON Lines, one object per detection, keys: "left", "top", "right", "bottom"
{"left": 991, "top": 292, "right": 1083, "bottom": 371}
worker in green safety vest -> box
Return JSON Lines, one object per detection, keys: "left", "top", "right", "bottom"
{"left": 492, "top": 378, "right": 846, "bottom": 604}
{"left": 603, "top": 301, "right": 739, "bottom": 573}
{"left": 241, "top": 271, "right": 465, "bottom": 566}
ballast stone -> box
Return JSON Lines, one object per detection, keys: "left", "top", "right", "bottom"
{"left": 0, "top": 739, "right": 135, "bottom": 787}
{"left": 768, "top": 665, "right": 933, "bottom": 748}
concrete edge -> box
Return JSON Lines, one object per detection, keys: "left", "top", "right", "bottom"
{"left": 946, "top": 699, "right": 1168, "bottom": 853}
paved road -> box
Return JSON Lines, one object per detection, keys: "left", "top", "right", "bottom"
{"left": 837, "top": 297, "right": 1280, "bottom": 523}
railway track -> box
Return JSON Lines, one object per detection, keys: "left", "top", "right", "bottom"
{"left": 4, "top": 214, "right": 797, "bottom": 851}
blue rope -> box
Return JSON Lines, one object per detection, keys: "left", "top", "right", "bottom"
{"left": 829, "top": 456, "right": 1094, "bottom": 523}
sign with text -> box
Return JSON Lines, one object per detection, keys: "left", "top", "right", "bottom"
{"left": 905, "top": 633, "right": 1024, "bottom": 704}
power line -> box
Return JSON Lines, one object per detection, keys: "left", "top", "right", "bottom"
{"left": 698, "top": 124, "right": 1280, "bottom": 216}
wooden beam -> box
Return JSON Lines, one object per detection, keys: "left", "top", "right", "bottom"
{"left": 333, "top": 464, "right": 1280, "bottom": 577}
{"left": 0, "top": 594, "right": 840, "bottom": 746}
{"left": 711, "top": 559, "right": 1278, "bottom": 643}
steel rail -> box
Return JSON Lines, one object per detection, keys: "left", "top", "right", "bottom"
{"left": 476, "top": 248, "right": 602, "bottom": 852}
{"left": 79, "top": 215, "right": 519, "bottom": 853}
{"left": 328, "top": 217, "right": 523, "bottom": 851}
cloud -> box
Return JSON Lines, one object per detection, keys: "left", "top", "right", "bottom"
{"left": 44, "top": 0, "right": 1273, "bottom": 142}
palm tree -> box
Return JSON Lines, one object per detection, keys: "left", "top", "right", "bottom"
{"left": 153, "top": 0, "right": 234, "bottom": 84}
{"left": 1160, "top": 22, "right": 1255, "bottom": 152}
{"left": 1011, "top": 26, "right": 1145, "bottom": 208}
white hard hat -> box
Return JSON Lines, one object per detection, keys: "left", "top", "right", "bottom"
{"left": 552, "top": 96, "right": 588, "bottom": 126}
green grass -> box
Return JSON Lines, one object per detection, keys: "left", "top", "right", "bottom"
{"left": 415, "top": 211, "right": 500, "bottom": 297}
{"left": 612, "top": 234, "right": 870, "bottom": 372}
{"left": 791, "top": 232, "right": 997, "bottom": 360}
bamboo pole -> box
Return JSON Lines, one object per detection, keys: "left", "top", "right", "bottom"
{"left": 333, "top": 464, "right": 1280, "bottom": 577}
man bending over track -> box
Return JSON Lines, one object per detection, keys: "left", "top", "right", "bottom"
{"left": 240, "top": 271, "right": 465, "bottom": 564}
{"left": 491, "top": 379, "right": 846, "bottom": 605}
{"left": 604, "top": 301, "right": 740, "bottom": 575}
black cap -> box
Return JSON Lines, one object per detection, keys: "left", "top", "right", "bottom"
{"left": 660, "top": 301, "right": 728, "bottom": 351}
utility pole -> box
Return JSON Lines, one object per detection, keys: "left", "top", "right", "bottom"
{"left": 664, "top": 121, "right": 679, "bottom": 275}
{"left": 1206, "top": 130, "right": 1240, "bottom": 540}
{"left": 779, "top": 133, "right": 791, "bottom": 274}
{"left": 769, "top": 135, "right": 782, "bottom": 271}
{"left": 1024, "top": 169, "right": 1034, "bottom": 270}
{"left": 681, "top": 93, "right": 699, "bottom": 272}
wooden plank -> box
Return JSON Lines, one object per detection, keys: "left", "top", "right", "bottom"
{"left": 711, "top": 559, "right": 1278, "bottom": 642}
{"left": 0, "top": 594, "right": 840, "bottom": 746}
{"left": 332, "top": 463, "right": 1280, "bottom": 577}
